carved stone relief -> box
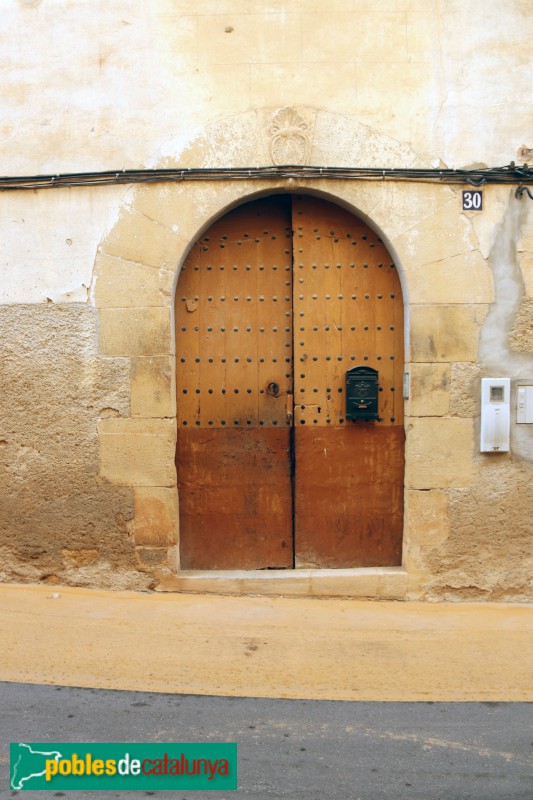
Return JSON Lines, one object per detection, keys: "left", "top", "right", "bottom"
{"left": 268, "top": 107, "right": 311, "bottom": 166}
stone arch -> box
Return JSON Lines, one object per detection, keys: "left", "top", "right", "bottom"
{"left": 93, "top": 107, "right": 491, "bottom": 596}
{"left": 172, "top": 183, "right": 411, "bottom": 306}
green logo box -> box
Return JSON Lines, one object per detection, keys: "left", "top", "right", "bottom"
{"left": 10, "top": 742, "right": 237, "bottom": 791}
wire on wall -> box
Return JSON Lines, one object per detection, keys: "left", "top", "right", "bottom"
{"left": 0, "top": 163, "right": 531, "bottom": 191}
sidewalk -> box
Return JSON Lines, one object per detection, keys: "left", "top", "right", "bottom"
{"left": 1, "top": 583, "right": 531, "bottom": 701}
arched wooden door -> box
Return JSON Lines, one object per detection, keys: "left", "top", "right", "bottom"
{"left": 175, "top": 195, "right": 404, "bottom": 570}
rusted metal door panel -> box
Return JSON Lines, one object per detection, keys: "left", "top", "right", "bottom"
{"left": 294, "top": 427, "right": 404, "bottom": 567}
{"left": 175, "top": 196, "right": 293, "bottom": 569}
{"left": 292, "top": 195, "right": 404, "bottom": 567}
{"left": 177, "top": 428, "right": 292, "bottom": 569}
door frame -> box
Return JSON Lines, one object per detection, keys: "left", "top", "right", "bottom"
{"left": 171, "top": 188, "right": 408, "bottom": 597}
{"left": 95, "top": 178, "right": 414, "bottom": 599}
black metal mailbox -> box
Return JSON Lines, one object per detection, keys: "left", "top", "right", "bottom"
{"left": 345, "top": 366, "right": 379, "bottom": 421}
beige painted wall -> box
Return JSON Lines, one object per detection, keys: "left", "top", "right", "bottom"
{"left": 3, "top": 0, "right": 531, "bottom": 173}
{"left": 1, "top": 1, "right": 532, "bottom": 600}
{"left": 2, "top": 0, "right": 531, "bottom": 303}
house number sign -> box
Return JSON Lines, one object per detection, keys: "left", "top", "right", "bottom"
{"left": 462, "top": 190, "right": 483, "bottom": 210}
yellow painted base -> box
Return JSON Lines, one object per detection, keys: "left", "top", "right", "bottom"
{"left": 1, "top": 584, "right": 531, "bottom": 701}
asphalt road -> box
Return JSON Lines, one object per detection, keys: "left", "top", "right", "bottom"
{"left": 1, "top": 682, "right": 531, "bottom": 800}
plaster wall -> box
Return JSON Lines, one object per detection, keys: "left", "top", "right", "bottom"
{"left": 0, "top": 1, "right": 532, "bottom": 600}
{"left": 1, "top": 0, "right": 531, "bottom": 303}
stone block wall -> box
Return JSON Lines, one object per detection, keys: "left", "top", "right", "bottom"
{"left": 0, "top": 304, "right": 151, "bottom": 589}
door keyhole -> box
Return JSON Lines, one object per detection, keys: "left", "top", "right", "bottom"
{"left": 266, "top": 381, "right": 280, "bottom": 397}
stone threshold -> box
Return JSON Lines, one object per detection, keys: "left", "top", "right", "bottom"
{"left": 156, "top": 566, "right": 408, "bottom": 599}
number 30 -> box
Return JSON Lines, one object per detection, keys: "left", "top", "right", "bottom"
{"left": 463, "top": 191, "right": 482, "bottom": 210}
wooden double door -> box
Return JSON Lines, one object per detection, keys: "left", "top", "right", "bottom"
{"left": 175, "top": 195, "right": 404, "bottom": 569}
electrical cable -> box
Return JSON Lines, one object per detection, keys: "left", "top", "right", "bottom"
{"left": 0, "top": 163, "right": 531, "bottom": 191}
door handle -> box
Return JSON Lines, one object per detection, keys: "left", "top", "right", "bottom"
{"left": 266, "top": 382, "right": 293, "bottom": 424}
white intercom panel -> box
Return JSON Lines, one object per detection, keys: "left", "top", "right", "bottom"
{"left": 480, "top": 378, "right": 510, "bottom": 452}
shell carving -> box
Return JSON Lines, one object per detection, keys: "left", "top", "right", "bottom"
{"left": 269, "top": 107, "right": 311, "bottom": 166}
